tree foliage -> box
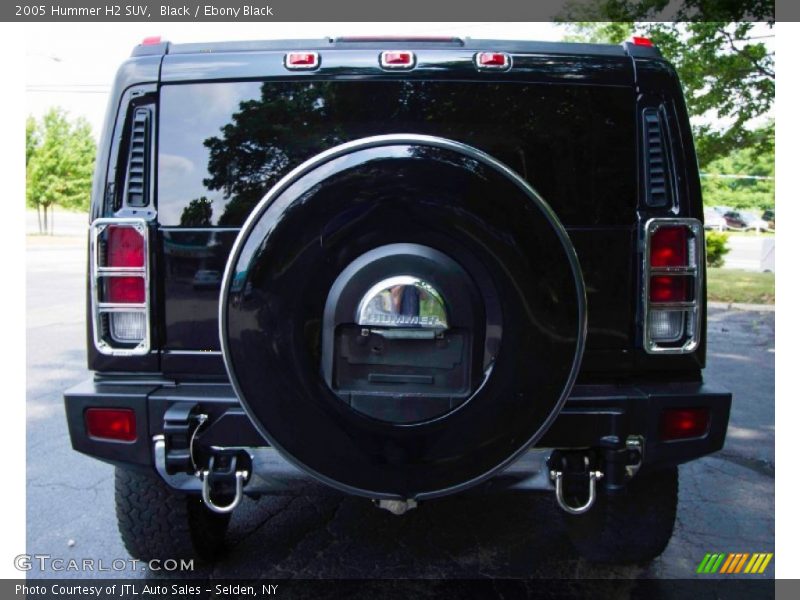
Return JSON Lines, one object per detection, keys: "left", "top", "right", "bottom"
{"left": 700, "top": 121, "right": 773, "bottom": 210}
{"left": 26, "top": 108, "right": 96, "bottom": 234}
{"left": 26, "top": 116, "right": 38, "bottom": 166}
{"left": 561, "top": 22, "right": 634, "bottom": 44}
{"left": 180, "top": 197, "right": 214, "bottom": 227}
{"left": 203, "top": 82, "right": 344, "bottom": 226}
{"left": 649, "top": 22, "right": 773, "bottom": 165}
{"left": 199, "top": 81, "right": 637, "bottom": 227}
{"left": 560, "top": 20, "right": 774, "bottom": 166}
{"left": 705, "top": 231, "right": 730, "bottom": 268}
{"left": 559, "top": 0, "right": 773, "bottom": 23}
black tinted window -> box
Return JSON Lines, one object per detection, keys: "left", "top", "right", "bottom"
{"left": 158, "top": 81, "right": 636, "bottom": 227}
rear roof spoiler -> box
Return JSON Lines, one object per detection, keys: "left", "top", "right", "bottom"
{"left": 131, "top": 35, "right": 662, "bottom": 59}
{"left": 133, "top": 37, "right": 646, "bottom": 58}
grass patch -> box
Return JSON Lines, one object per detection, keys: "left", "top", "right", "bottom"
{"left": 707, "top": 268, "right": 774, "bottom": 304}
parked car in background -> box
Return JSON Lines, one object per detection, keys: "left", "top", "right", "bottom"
{"left": 703, "top": 208, "right": 727, "bottom": 231}
{"left": 740, "top": 211, "right": 770, "bottom": 232}
{"left": 722, "top": 210, "right": 748, "bottom": 230}
{"left": 762, "top": 209, "right": 775, "bottom": 230}
{"left": 742, "top": 211, "right": 770, "bottom": 232}
{"left": 722, "top": 210, "right": 770, "bottom": 232}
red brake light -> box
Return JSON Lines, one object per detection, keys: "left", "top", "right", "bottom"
{"left": 106, "top": 226, "right": 145, "bottom": 304}
{"left": 108, "top": 277, "right": 145, "bottom": 304}
{"left": 85, "top": 408, "right": 137, "bottom": 442}
{"left": 92, "top": 219, "right": 150, "bottom": 354}
{"left": 141, "top": 36, "right": 162, "bottom": 46}
{"left": 108, "top": 226, "right": 144, "bottom": 268}
{"left": 660, "top": 408, "right": 710, "bottom": 441}
{"left": 649, "top": 276, "right": 689, "bottom": 303}
{"left": 475, "top": 52, "right": 510, "bottom": 69}
{"left": 650, "top": 226, "right": 688, "bottom": 267}
{"left": 632, "top": 36, "right": 654, "bottom": 47}
{"left": 380, "top": 51, "right": 415, "bottom": 69}
{"left": 643, "top": 219, "right": 702, "bottom": 353}
{"left": 285, "top": 52, "right": 319, "bottom": 70}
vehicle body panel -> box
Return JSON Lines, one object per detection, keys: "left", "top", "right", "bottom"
{"left": 69, "top": 38, "right": 728, "bottom": 501}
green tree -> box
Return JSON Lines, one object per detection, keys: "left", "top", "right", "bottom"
{"left": 705, "top": 231, "right": 730, "bottom": 267}
{"left": 561, "top": 22, "right": 634, "bottom": 44}
{"left": 26, "top": 116, "right": 38, "bottom": 165}
{"left": 26, "top": 108, "right": 96, "bottom": 234}
{"left": 559, "top": 20, "right": 774, "bottom": 165}
{"left": 180, "top": 197, "right": 214, "bottom": 227}
{"left": 700, "top": 121, "right": 774, "bottom": 211}
{"left": 202, "top": 82, "right": 346, "bottom": 226}
{"left": 559, "top": 1, "right": 772, "bottom": 24}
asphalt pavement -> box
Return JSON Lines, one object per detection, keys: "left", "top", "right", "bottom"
{"left": 25, "top": 235, "right": 775, "bottom": 582}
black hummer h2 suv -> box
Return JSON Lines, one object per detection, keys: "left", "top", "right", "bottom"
{"left": 64, "top": 36, "right": 731, "bottom": 564}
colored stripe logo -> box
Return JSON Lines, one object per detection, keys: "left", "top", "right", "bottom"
{"left": 696, "top": 552, "right": 773, "bottom": 574}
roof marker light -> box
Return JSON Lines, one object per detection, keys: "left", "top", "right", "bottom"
{"left": 475, "top": 52, "right": 511, "bottom": 71}
{"left": 285, "top": 51, "right": 320, "bottom": 70}
{"left": 141, "top": 36, "right": 162, "bottom": 46}
{"left": 631, "top": 36, "right": 654, "bottom": 47}
{"left": 380, "top": 50, "right": 415, "bottom": 69}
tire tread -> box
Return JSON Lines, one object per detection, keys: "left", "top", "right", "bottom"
{"left": 564, "top": 466, "right": 678, "bottom": 564}
{"left": 114, "top": 467, "right": 229, "bottom": 561}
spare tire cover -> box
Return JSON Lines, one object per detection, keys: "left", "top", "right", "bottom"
{"left": 220, "top": 135, "right": 586, "bottom": 499}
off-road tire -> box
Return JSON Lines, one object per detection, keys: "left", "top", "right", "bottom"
{"left": 115, "top": 467, "right": 230, "bottom": 561}
{"left": 564, "top": 466, "right": 678, "bottom": 564}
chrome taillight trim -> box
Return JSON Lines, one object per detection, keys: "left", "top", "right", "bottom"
{"left": 642, "top": 218, "right": 704, "bottom": 354}
{"left": 90, "top": 218, "right": 150, "bottom": 356}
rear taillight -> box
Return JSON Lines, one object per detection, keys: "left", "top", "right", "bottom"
{"left": 649, "top": 276, "right": 690, "bottom": 303}
{"left": 643, "top": 219, "right": 703, "bottom": 353}
{"left": 650, "top": 226, "right": 687, "bottom": 267}
{"left": 85, "top": 408, "right": 137, "bottom": 442}
{"left": 90, "top": 219, "right": 150, "bottom": 355}
{"left": 107, "top": 277, "right": 145, "bottom": 304}
{"left": 106, "top": 226, "right": 145, "bottom": 304}
{"left": 660, "top": 407, "right": 710, "bottom": 441}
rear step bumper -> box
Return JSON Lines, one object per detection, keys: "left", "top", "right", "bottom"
{"left": 64, "top": 379, "right": 731, "bottom": 493}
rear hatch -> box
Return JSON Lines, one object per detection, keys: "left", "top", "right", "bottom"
{"left": 153, "top": 45, "right": 638, "bottom": 374}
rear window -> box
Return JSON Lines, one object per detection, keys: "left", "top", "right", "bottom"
{"left": 158, "top": 80, "right": 636, "bottom": 228}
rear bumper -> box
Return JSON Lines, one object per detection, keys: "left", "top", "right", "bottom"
{"left": 64, "top": 379, "right": 731, "bottom": 492}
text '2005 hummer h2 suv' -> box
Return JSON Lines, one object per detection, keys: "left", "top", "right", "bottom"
{"left": 64, "top": 35, "right": 731, "bottom": 564}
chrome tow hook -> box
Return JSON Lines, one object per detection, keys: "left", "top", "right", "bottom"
{"left": 199, "top": 453, "right": 249, "bottom": 514}
{"left": 550, "top": 468, "right": 604, "bottom": 515}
